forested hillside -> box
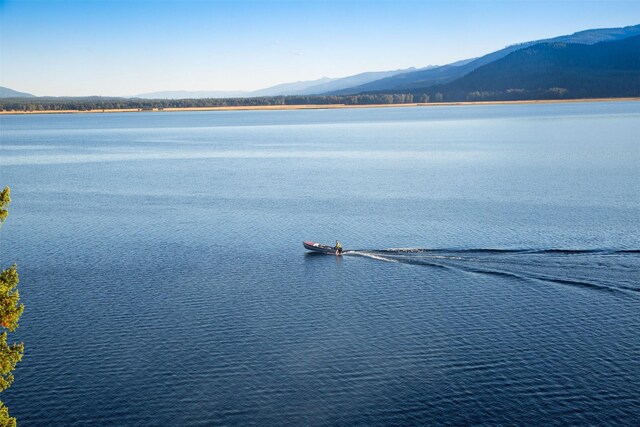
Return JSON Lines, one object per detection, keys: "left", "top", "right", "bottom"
{"left": 403, "top": 35, "right": 640, "bottom": 102}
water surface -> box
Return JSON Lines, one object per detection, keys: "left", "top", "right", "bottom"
{"left": 1, "top": 102, "right": 639, "bottom": 425}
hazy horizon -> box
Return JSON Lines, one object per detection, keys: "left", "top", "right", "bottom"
{"left": 1, "top": 0, "right": 639, "bottom": 97}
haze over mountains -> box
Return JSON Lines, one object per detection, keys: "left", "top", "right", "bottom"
{"left": 125, "top": 24, "right": 640, "bottom": 100}
{"left": 134, "top": 67, "right": 428, "bottom": 99}
{"left": 329, "top": 24, "right": 640, "bottom": 95}
{"left": 1, "top": 24, "right": 639, "bottom": 102}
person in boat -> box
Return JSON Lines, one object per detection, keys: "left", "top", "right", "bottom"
{"left": 334, "top": 240, "right": 343, "bottom": 255}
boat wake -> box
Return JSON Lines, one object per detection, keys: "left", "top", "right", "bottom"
{"left": 346, "top": 248, "right": 640, "bottom": 298}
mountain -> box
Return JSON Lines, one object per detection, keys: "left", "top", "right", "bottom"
{"left": 248, "top": 77, "right": 336, "bottom": 97}
{"left": 292, "top": 67, "right": 432, "bottom": 95}
{"left": 133, "top": 68, "right": 423, "bottom": 99}
{"left": 134, "top": 78, "right": 337, "bottom": 99}
{"left": 135, "top": 90, "right": 249, "bottom": 99}
{"left": 412, "top": 35, "right": 640, "bottom": 101}
{"left": 0, "top": 86, "right": 36, "bottom": 98}
{"left": 328, "top": 58, "right": 477, "bottom": 95}
{"left": 5, "top": 25, "right": 639, "bottom": 104}
{"left": 329, "top": 24, "right": 640, "bottom": 95}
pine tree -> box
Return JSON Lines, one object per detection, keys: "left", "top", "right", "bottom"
{"left": 0, "top": 187, "right": 24, "bottom": 427}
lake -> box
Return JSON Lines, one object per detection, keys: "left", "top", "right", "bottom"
{"left": 1, "top": 102, "right": 639, "bottom": 425}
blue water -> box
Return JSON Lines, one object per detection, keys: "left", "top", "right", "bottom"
{"left": 1, "top": 102, "right": 639, "bottom": 425}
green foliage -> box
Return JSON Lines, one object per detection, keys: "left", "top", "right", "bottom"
{"left": 0, "top": 329, "right": 23, "bottom": 393}
{"left": 0, "top": 187, "right": 23, "bottom": 425}
{"left": 0, "top": 267, "right": 22, "bottom": 333}
{"left": 0, "top": 188, "right": 10, "bottom": 224}
{"left": 0, "top": 400, "right": 17, "bottom": 427}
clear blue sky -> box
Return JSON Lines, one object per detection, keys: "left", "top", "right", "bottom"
{"left": 1, "top": 0, "right": 638, "bottom": 96}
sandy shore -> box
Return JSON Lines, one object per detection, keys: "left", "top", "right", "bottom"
{"left": 1, "top": 97, "right": 638, "bottom": 115}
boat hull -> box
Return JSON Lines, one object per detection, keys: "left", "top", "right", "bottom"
{"left": 303, "top": 241, "right": 339, "bottom": 254}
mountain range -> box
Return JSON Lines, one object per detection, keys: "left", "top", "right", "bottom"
{"left": 133, "top": 67, "right": 427, "bottom": 99}
{"left": 410, "top": 35, "right": 640, "bottom": 102}
{"left": 328, "top": 24, "right": 640, "bottom": 95}
{"left": 0, "top": 86, "right": 35, "bottom": 98}
{"left": 1, "top": 24, "right": 639, "bottom": 101}
{"left": 133, "top": 23, "right": 640, "bottom": 99}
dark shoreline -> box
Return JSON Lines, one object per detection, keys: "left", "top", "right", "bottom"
{"left": 1, "top": 97, "right": 639, "bottom": 115}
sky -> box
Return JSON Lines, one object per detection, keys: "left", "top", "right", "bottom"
{"left": 1, "top": 0, "right": 639, "bottom": 97}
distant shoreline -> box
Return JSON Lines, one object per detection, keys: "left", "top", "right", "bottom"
{"left": 1, "top": 97, "right": 639, "bottom": 115}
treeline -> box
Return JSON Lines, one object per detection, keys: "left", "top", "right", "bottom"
{"left": 0, "top": 87, "right": 633, "bottom": 112}
{"left": 0, "top": 93, "right": 431, "bottom": 111}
